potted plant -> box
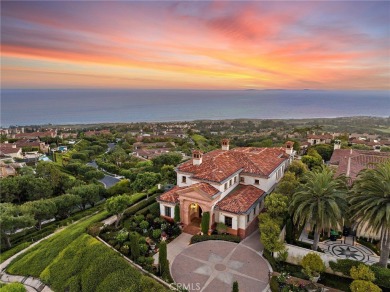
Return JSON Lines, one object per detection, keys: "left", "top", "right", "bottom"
{"left": 301, "top": 253, "right": 325, "bottom": 283}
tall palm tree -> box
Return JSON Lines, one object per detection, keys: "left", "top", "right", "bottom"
{"left": 349, "top": 161, "right": 390, "bottom": 268}
{"left": 289, "top": 165, "right": 348, "bottom": 250}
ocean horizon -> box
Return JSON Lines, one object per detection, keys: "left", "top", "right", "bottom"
{"left": 1, "top": 89, "right": 389, "bottom": 127}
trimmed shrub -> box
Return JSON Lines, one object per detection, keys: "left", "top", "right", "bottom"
{"left": 190, "top": 234, "right": 240, "bottom": 244}
{"left": 329, "top": 259, "right": 362, "bottom": 276}
{"left": 350, "top": 280, "right": 381, "bottom": 292}
{"left": 232, "top": 280, "right": 239, "bottom": 292}
{"left": 216, "top": 223, "right": 227, "bottom": 235}
{"left": 153, "top": 229, "right": 162, "bottom": 240}
{"left": 350, "top": 264, "right": 375, "bottom": 281}
{"left": 123, "top": 193, "right": 160, "bottom": 217}
{"left": 301, "top": 252, "right": 325, "bottom": 277}
{"left": 270, "top": 276, "right": 279, "bottom": 292}
{"left": 158, "top": 241, "right": 169, "bottom": 280}
{"left": 371, "top": 265, "right": 390, "bottom": 289}
{"left": 174, "top": 204, "right": 180, "bottom": 223}
{"left": 201, "top": 212, "right": 210, "bottom": 234}
{"left": 0, "top": 282, "right": 26, "bottom": 292}
{"left": 129, "top": 232, "right": 140, "bottom": 262}
{"left": 285, "top": 218, "right": 293, "bottom": 244}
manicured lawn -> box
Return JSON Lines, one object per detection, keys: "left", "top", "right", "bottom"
{"left": 6, "top": 212, "right": 168, "bottom": 292}
{"left": 0, "top": 242, "right": 31, "bottom": 264}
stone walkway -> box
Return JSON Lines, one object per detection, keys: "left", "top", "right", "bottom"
{"left": 298, "top": 224, "right": 387, "bottom": 265}
{"left": 170, "top": 230, "right": 269, "bottom": 292}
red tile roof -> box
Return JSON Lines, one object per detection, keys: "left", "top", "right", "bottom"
{"left": 215, "top": 184, "right": 265, "bottom": 214}
{"left": 307, "top": 134, "right": 333, "bottom": 139}
{"left": 178, "top": 147, "right": 288, "bottom": 182}
{"left": 157, "top": 182, "right": 219, "bottom": 204}
{"left": 0, "top": 144, "right": 21, "bottom": 154}
{"left": 330, "top": 149, "right": 390, "bottom": 181}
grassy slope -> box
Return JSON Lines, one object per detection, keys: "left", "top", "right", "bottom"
{"left": 6, "top": 212, "right": 167, "bottom": 292}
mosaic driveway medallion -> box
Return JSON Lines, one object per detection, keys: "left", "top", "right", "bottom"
{"left": 171, "top": 240, "right": 270, "bottom": 292}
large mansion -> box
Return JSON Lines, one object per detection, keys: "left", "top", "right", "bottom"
{"left": 157, "top": 140, "right": 295, "bottom": 238}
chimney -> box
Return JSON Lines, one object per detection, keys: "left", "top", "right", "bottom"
{"left": 334, "top": 140, "right": 341, "bottom": 150}
{"left": 221, "top": 139, "right": 230, "bottom": 151}
{"left": 285, "top": 141, "right": 294, "bottom": 155}
{"left": 12, "top": 144, "right": 17, "bottom": 149}
{"left": 374, "top": 145, "right": 381, "bottom": 152}
{"left": 192, "top": 150, "right": 203, "bottom": 165}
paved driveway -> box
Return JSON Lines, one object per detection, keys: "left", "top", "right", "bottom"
{"left": 170, "top": 231, "right": 270, "bottom": 292}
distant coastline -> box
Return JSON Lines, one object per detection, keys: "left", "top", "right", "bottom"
{"left": 1, "top": 89, "right": 389, "bottom": 127}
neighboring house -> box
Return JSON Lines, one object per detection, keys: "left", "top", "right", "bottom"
{"left": 0, "top": 164, "right": 17, "bottom": 178}
{"left": 14, "top": 130, "right": 57, "bottom": 139}
{"left": 157, "top": 139, "right": 295, "bottom": 239}
{"left": 307, "top": 133, "right": 333, "bottom": 145}
{"left": 0, "top": 144, "right": 23, "bottom": 159}
{"left": 329, "top": 147, "right": 390, "bottom": 183}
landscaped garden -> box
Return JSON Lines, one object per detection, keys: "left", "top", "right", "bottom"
{"left": 261, "top": 160, "right": 390, "bottom": 292}
{"left": 5, "top": 212, "right": 169, "bottom": 292}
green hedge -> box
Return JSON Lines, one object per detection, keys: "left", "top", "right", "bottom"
{"left": 136, "top": 202, "right": 159, "bottom": 216}
{"left": 329, "top": 259, "right": 390, "bottom": 289}
{"left": 0, "top": 282, "right": 26, "bottom": 292}
{"left": 356, "top": 238, "right": 380, "bottom": 255}
{"left": 123, "top": 193, "right": 160, "bottom": 217}
{"left": 190, "top": 234, "right": 241, "bottom": 244}
{"left": 0, "top": 242, "right": 31, "bottom": 264}
{"left": 6, "top": 212, "right": 168, "bottom": 292}
{"left": 270, "top": 276, "right": 279, "bottom": 292}
{"left": 263, "top": 249, "right": 277, "bottom": 271}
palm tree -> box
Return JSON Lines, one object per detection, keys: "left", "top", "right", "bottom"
{"left": 289, "top": 165, "right": 348, "bottom": 250}
{"left": 349, "top": 161, "right": 390, "bottom": 267}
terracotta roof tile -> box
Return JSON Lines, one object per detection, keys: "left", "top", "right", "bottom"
{"left": 178, "top": 147, "right": 288, "bottom": 182}
{"left": 215, "top": 184, "right": 265, "bottom": 214}
{"left": 157, "top": 182, "right": 219, "bottom": 204}
{"left": 330, "top": 149, "right": 390, "bottom": 181}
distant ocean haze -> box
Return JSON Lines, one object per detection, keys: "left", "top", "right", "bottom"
{"left": 1, "top": 89, "right": 389, "bottom": 127}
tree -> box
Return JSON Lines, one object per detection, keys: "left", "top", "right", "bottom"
{"left": 36, "top": 162, "right": 72, "bottom": 194}
{"left": 201, "top": 212, "right": 210, "bottom": 235}
{"left": 158, "top": 240, "right": 169, "bottom": 280}
{"left": 22, "top": 199, "right": 57, "bottom": 230}
{"left": 152, "top": 152, "right": 182, "bottom": 170}
{"left": 301, "top": 253, "right": 325, "bottom": 279}
{"left": 289, "top": 166, "right": 347, "bottom": 250}
{"left": 69, "top": 184, "right": 102, "bottom": 210}
{"left": 161, "top": 165, "right": 177, "bottom": 184}
{"left": 264, "top": 193, "right": 289, "bottom": 218}
{"left": 301, "top": 155, "right": 322, "bottom": 170}
{"left": 0, "top": 203, "right": 35, "bottom": 248}
{"left": 132, "top": 172, "right": 161, "bottom": 192}
{"left": 51, "top": 194, "right": 82, "bottom": 220}
{"left": 232, "top": 281, "right": 239, "bottom": 292}
{"left": 275, "top": 171, "right": 300, "bottom": 196}
{"left": 0, "top": 177, "right": 20, "bottom": 203}
{"left": 287, "top": 160, "right": 308, "bottom": 177}
{"left": 311, "top": 144, "right": 334, "bottom": 162}
{"left": 107, "top": 179, "right": 132, "bottom": 197}
{"left": 259, "top": 213, "right": 284, "bottom": 253}
{"left": 174, "top": 204, "right": 180, "bottom": 223}
{"left": 349, "top": 161, "right": 390, "bottom": 268}
{"left": 129, "top": 232, "right": 140, "bottom": 261}
{"left": 109, "top": 146, "right": 128, "bottom": 166}
{"left": 105, "top": 194, "right": 133, "bottom": 227}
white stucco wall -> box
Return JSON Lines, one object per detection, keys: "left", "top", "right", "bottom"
{"left": 159, "top": 203, "right": 175, "bottom": 219}
{"left": 218, "top": 212, "right": 239, "bottom": 230}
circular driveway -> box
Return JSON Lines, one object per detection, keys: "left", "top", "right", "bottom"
{"left": 171, "top": 240, "right": 270, "bottom": 292}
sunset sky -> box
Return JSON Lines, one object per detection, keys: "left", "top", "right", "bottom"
{"left": 1, "top": 1, "right": 389, "bottom": 90}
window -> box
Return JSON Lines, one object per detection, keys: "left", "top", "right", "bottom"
{"left": 247, "top": 214, "right": 250, "bottom": 223}
{"left": 253, "top": 208, "right": 255, "bottom": 215}
{"left": 234, "top": 176, "right": 237, "bottom": 183}
{"left": 224, "top": 183, "right": 228, "bottom": 191}
{"left": 254, "top": 179, "right": 259, "bottom": 185}
{"left": 182, "top": 176, "right": 187, "bottom": 183}
{"left": 164, "top": 206, "right": 171, "bottom": 217}
{"left": 229, "top": 179, "right": 232, "bottom": 187}
{"left": 240, "top": 177, "right": 245, "bottom": 183}
{"left": 225, "top": 216, "right": 232, "bottom": 228}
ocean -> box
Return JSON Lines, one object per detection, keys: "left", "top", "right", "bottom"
{"left": 1, "top": 89, "right": 389, "bottom": 127}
